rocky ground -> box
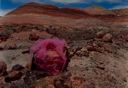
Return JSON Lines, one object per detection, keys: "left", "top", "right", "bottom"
{"left": 0, "top": 23, "right": 128, "bottom": 88}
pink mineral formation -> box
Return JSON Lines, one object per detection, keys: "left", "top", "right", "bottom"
{"left": 30, "top": 38, "right": 68, "bottom": 75}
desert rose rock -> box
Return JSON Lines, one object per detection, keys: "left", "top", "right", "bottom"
{"left": 30, "top": 38, "right": 68, "bottom": 76}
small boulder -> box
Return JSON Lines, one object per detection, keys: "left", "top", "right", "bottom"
{"left": 12, "top": 64, "right": 24, "bottom": 71}
{"left": 86, "top": 45, "right": 96, "bottom": 51}
{"left": 0, "top": 33, "right": 9, "bottom": 41}
{"left": 0, "top": 61, "right": 7, "bottom": 76}
{"left": 29, "top": 32, "right": 39, "bottom": 41}
{"left": 96, "top": 31, "right": 105, "bottom": 38}
{"left": 102, "top": 33, "right": 112, "bottom": 42}
{"left": 5, "top": 71, "right": 23, "bottom": 82}
{"left": 125, "top": 35, "right": 128, "bottom": 41}
{"left": 4, "top": 43, "right": 17, "bottom": 50}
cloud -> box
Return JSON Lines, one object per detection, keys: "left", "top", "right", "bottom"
{"left": 92, "top": 0, "right": 123, "bottom": 3}
{"left": 51, "top": 0, "right": 84, "bottom": 3}
{"left": 51, "top": 0, "right": 128, "bottom": 4}
{"left": 11, "top": 0, "right": 42, "bottom": 3}
{"left": 88, "top": 0, "right": 127, "bottom": 4}
{"left": 112, "top": 5, "right": 128, "bottom": 9}
{"left": 103, "top": 0, "right": 122, "bottom": 3}
{"left": 0, "top": 9, "right": 13, "bottom": 16}
{"left": 10, "top": 0, "right": 128, "bottom": 5}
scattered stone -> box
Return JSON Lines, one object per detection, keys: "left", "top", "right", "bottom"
{"left": 22, "top": 50, "right": 29, "bottom": 54}
{"left": 102, "top": 33, "right": 112, "bottom": 42}
{"left": 96, "top": 31, "right": 105, "bottom": 38}
{"left": 4, "top": 43, "right": 17, "bottom": 50}
{"left": 5, "top": 71, "right": 23, "bottom": 82}
{"left": 29, "top": 32, "right": 39, "bottom": 41}
{"left": 12, "top": 64, "right": 24, "bottom": 71}
{"left": 0, "top": 33, "right": 9, "bottom": 41}
{"left": 86, "top": 45, "right": 96, "bottom": 51}
{"left": 126, "top": 35, "right": 128, "bottom": 41}
{"left": 54, "top": 78, "right": 69, "bottom": 88}
{"left": 76, "top": 50, "right": 89, "bottom": 57}
{"left": 0, "top": 61, "right": 7, "bottom": 77}
{"left": 70, "top": 76, "right": 85, "bottom": 88}
{"left": 103, "top": 43, "right": 113, "bottom": 53}
{"left": 80, "top": 47, "right": 87, "bottom": 52}
{"left": 0, "top": 46, "right": 4, "bottom": 50}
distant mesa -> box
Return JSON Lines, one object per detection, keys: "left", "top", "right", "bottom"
{"left": 84, "top": 5, "right": 116, "bottom": 16}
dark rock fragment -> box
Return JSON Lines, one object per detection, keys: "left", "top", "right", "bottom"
{"left": 0, "top": 61, "right": 7, "bottom": 77}
{"left": 5, "top": 71, "right": 23, "bottom": 82}
{"left": 12, "top": 64, "right": 24, "bottom": 71}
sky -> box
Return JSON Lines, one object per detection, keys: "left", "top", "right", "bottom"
{"left": 0, "top": 0, "right": 128, "bottom": 16}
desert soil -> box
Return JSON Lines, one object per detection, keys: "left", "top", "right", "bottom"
{"left": 0, "top": 21, "right": 127, "bottom": 88}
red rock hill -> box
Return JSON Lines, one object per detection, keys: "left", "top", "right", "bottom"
{"left": 7, "top": 2, "right": 90, "bottom": 18}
